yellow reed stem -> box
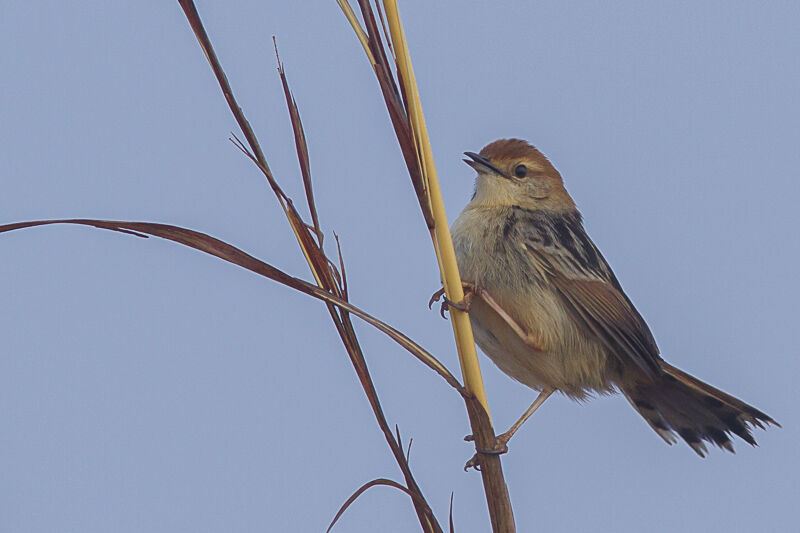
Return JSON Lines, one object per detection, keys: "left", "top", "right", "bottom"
{"left": 381, "top": 0, "right": 490, "bottom": 417}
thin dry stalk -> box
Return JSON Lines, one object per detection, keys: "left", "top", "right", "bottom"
{"left": 338, "top": 2, "right": 515, "bottom": 530}
{"left": 3, "top": 1, "right": 518, "bottom": 530}
{"left": 0, "top": 218, "right": 462, "bottom": 393}
{"left": 327, "top": 478, "right": 435, "bottom": 533}
{"left": 176, "top": 2, "right": 446, "bottom": 530}
{"left": 379, "top": 0, "right": 489, "bottom": 409}
{"left": 2, "top": 2, "right": 465, "bottom": 530}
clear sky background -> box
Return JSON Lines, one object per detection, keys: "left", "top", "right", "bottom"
{"left": 1, "top": 2, "right": 798, "bottom": 532}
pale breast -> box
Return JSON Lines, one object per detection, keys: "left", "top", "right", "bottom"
{"left": 451, "top": 206, "right": 614, "bottom": 397}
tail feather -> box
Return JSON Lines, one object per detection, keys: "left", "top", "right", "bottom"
{"left": 622, "top": 362, "right": 778, "bottom": 457}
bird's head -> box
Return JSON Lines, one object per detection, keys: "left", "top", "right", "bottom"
{"left": 464, "top": 138, "right": 576, "bottom": 212}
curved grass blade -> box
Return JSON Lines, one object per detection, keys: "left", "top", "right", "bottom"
{"left": 0, "top": 218, "right": 464, "bottom": 394}
{"left": 327, "top": 478, "right": 437, "bottom": 533}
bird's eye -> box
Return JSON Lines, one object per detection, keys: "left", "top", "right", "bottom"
{"left": 513, "top": 164, "right": 528, "bottom": 178}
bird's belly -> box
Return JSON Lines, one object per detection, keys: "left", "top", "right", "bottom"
{"left": 451, "top": 207, "right": 615, "bottom": 397}
{"left": 468, "top": 286, "right": 614, "bottom": 399}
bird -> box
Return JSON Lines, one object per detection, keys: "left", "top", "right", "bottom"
{"left": 448, "top": 138, "right": 777, "bottom": 456}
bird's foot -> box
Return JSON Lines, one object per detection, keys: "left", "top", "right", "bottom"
{"left": 428, "top": 287, "right": 445, "bottom": 310}
{"left": 463, "top": 432, "right": 511, "bottom": 471}
{"left": 428, "top": 283, "right": 476, "bottom": 318}
{"left": 463, "top": 435, "right": 511, "bottom": 471}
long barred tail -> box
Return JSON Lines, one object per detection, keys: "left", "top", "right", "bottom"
{"left": 622, "top": 362, "right": 779, "bottom": 457}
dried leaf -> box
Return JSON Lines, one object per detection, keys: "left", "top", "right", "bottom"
{"left": 0, "top": 219, "right": 465, "bottom": 395}
{"left": 327, "top": 478, "right": 437, "bottom": 533}
{"left": 274, "top": 38, "right": 322, "bottom": 245}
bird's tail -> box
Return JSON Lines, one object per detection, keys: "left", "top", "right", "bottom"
{"left": 622, "top": 362, "right": 778, "bottom": 456}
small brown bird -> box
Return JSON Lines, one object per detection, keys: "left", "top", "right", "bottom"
{"left": 450, "top": 138, "right": 777, "bottom": 456}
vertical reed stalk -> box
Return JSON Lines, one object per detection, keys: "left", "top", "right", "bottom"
{"left": 342, "top": 1, "right": 517, "bottom": 530}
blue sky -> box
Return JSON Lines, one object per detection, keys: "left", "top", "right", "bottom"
{"left": 1, "top": 2, "right": 798, "bottom": 531}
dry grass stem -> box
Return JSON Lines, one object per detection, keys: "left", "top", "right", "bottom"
{"left": 327, "top": 478, "right": 436, "bottom": 533}
{"left": 379, "top": 0, "right": 489, "bottom": 411}
{"left": 0, "top": 218, "right": 463, "bottom": 395}
{"left": 178, "top": 2, "right": 447, "bottom": 529}
{"left": 3, "top": 1, "right": 521, "bottom": 530}
{"left": 338, "top": 2, "right": 516, "bottom": 530}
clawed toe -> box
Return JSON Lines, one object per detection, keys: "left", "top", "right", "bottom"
{"left": 464, "top": 453, "right": 481, "bottom": 471}
{"left": 428, "top": 284, "right": 474, "bottom": 318}
{"left": 443, "top": 293, "right": 472, "bottom": 313}
{"left": 428, "top": 287, "right": 445, "bottom": 309}
{"left": 463, "top": 437, "right": 510, "bottom": 472}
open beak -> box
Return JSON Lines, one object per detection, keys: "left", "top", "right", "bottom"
{"left": 463, "top": 151, "right": 509, "bottom": 179}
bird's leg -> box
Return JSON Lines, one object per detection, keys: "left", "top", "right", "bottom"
{"left": 430, "top": 283, "right": 547, "bottom": 351}
{"left": 494, "top": 388, "right": 554, "bottom": 449}
{"left": 465, "top": 389, "right": 554, "bottom": 458}
{"left": 465, "top": 283, "right": 548, "bottom": 352}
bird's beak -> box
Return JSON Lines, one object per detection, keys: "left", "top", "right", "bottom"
{"left": 463, "top": 151, "right": 509, "bottom": 179}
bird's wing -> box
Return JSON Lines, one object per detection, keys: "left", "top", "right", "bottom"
{"left": 522, "top": 214, "right": 662, "bottom": 378}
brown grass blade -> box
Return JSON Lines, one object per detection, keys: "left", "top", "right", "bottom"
{"left": 356, "top": 1, "right": 400, "bottom": 101}
{"left": 327, "top": 478, "right": 437, "bottom": 533}
{"left": 177, "top": 0, "right": 268, "bottom": 173}
{"left": 339, "top": 5, "right": 517, "bottom": 530}
{"left": 0, "top": 219, "right": 463, "bottom": 394}
{"left": 337, "top": 1, "right": 434, "bottom": 228}
{"left": 178, "top": 4, "right": 447, "bottom": 530}
{"left": 273, "top": 38, "right": 322, "bottom": 245}
{"left": 449, "top": 492, "right": 455, "bottom": 533}
{"left": 333, "top": 232, "right": 348, "bottom": 299}
{"left": 374, "top": 0, "right": 395, "bottom": 61}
